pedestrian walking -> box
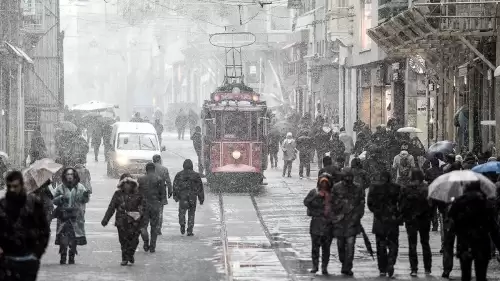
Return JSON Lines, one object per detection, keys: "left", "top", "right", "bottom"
{"left": 425, "top": 157, "right": 444, "bottom": 232}
{"left": 152, "top": 155, "right": 173, "bottom": 235}
{"left": 318, "top": 156, "right": 341, "bottom": 183}
{"left": 448, "top": 181, "right": 500, "bottom": 281}
{"left": 399, "top": 168, "right": 432, "bottom": 276}
{"left": 297, "top": 131, "right": 313, "bottom": 178}
{"left": 268, "top": 129, "right": 281, "bottom": 168}
{"left": 367, "top": 171, "right": 401, "bottom": 278}
{"left": 101, "top": 174, "right": 144, "bottom": 266}
{"left": 0, "top": 171, "right": 50, "bottom": 281}
{"left": 53, "top": 167, "right": 91, "bottom": 265}
{"left": 91, "top": 125, "right": 103, "bottom": 162}
{"left": 331, "top": 168, "right": 365, "bottom": 276}
{"left": 314, "top": 124, "right": 332, "bottom": 169}
{"left": 282, "top": 132, "right": 297, "bottom": 178}
{"left": 304, "top": 173, "right": 334, "bottom": 275}
{"left": 29, "top": 126, "right": 47, "bottom": 164}
{"left": 339, "top": 127, "right": 354, "bottom": 167}
{"left": 462, "top": 152, "right": 478, "bottom": 170}
{"left": 190, "top": 126, "right": 204, "bottom": 174}
{"left": 70, "top": 130, "right": 89, "bottom": 166}
{"left": 31, "top": 179, "right": 54, "bottom": 224}
{"left": 173, "top": 159, "right": 204, "bottom": 236}
{"left": 130, "top": 112, "right": 144, "bottom": 122}
{"left": 329, "top": 133, "right": 345, "bottom": 165}
{"left": 175, "top": 110, "right": 188, "bottom": 140}
{"left": 138, "top": 163, "right": 166, "bottom": 253}
{"left": 103, "top": 123, "right": 113, "bottom": 162}
{"left": 351, "top": 158, "right": 370, "bottom": 190}
{"left": 154, "top": 118, "right": 164, "bottom": 146}
{"left": 392, "top": 142, "right": 415, "bottom": 186}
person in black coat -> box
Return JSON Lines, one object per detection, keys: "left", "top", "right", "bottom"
{"left": 399, "top": 168, "right": 433, "bottom": 276}
{"left": 297, "top": 131, "right": 313, "bottom": 178}
{"left": 351, "top": 157, "right": 370, "bottom": 190}
{"left": 0, "top": 171, "right": 50, "bottom": 281}
{"left": 138, "top": 163, "right": 166, "bottom": 253}
{"left": 367, "top": 171, "right": 401, "bottom": 277}
{"left": 101, "top": 174, "right": 144, "bottom": 265}
{"left": 448, "top": 181, "right": 500, "bottom": 281}
{"left": 304, "top": 173, "right": 334, "bottom": 275}
{"left": 190, "top": 126, "right": 204, "bottom": 174}
{"left": 318, "top": 156, "right": 341, "bottom": 183}
{"left": 173, "top": 159, "right": 204, "bottom": 236}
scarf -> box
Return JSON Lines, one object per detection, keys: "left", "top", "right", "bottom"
{"left": 318, "top": 178, "right": 332, "bottom": 217}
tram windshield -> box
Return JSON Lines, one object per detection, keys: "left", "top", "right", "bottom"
{"left": 214, "top": 111, "right": 259, "bottom": 141}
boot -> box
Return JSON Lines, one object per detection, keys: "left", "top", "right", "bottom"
{"left": 321, "top": 264, "right": 329, "bottom": 275}
{"left": 60, "top": 253, "right": 67, "bottom": 265}
{"left": 310, "top": 260, "right": 319, "bottom": 273}
{"left": 143, "top": 242, "right": 150, "bottom": 252}
{"left": 68, "top": 254, "right": 75, "bottom": 265}
{"left": 180, "top": 225, "right": 185, "bottom": 235}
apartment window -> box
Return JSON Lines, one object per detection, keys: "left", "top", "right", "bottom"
{"left": 360, "top": 0, "right": 372, "bottom": 50}
{"left": 268, "top": 5, "right": 291, "bottom": 31}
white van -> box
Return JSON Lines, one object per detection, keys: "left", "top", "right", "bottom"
{"left": 107, "top": 122, "right": 165, "bottom": 177}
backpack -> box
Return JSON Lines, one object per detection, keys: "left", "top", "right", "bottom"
{"left": 399, "top": 156, "right": 411, "bottom": 179}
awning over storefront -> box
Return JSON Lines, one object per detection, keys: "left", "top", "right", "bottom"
{"left": 1, "top": 42, "right": 33, "bottom": 64}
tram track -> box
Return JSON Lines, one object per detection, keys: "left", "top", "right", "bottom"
{"left": 163, "top": 146, "right": 298, "bottom": 281}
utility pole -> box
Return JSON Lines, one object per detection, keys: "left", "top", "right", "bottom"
{"left": 495, "top": 4, "right": 500, "bottom": 153}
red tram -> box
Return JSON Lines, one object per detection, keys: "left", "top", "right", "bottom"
{"left": 201, "top": 84, "right": 269, "bottom": 188}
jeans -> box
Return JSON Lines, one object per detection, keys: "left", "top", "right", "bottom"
{"left": 179, "top": 206, "right": 196, "bottom": 234}
{"left": 177, "top": 127, "right": 185, "bottom": 140}
{"left": 375, "top": 230, "right": 399, "bottom": 273}
{"left": 311, "top": 234, "right": 333, "bottom": 270}
{"left": 406, "top": 220, "right": 432, "bottom": 271}
{"left": 157, "top": 205, "right": 164, "bottom": 233}
{"left": 441, "top": 213, "right": 455, "bottom": 274}
{"left": 460, "top": 256, "right": 489, "bottom": 281}
{"left": 282, "top": 160, "right": 293, "bottom": 177}
{"left": 299, "top": 152, "right": 311, "bottom": 177}
{"left": 141, "top": 207, "right": 160, "bottom": 249}
{"left": 337, "top": 236, "right": 356, "bottom": 272}
{"left": 118, "top": 227, "right": 140, "bottom": 261}
{"left": 0, "top": 259, "right": 40, "bottom": 281}
{"left": 269, "top": 151, "right": 278, "bottom": 168}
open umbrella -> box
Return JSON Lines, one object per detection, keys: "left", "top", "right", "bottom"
{"left": 472, "top": 161, "right": 500, "bottom": 174}
{"left": 426, "top": 140, "right": 455, "bottom": 159}
{"left": 56, "top": 121, "right": 78, "bottom": 132}
{"left": 397, "top": 127, "right": 423, "bottom": 133}
{"left": 71, "top": 100, "right": 117, "bottom": 112}
{"left": 23, "top": 158, "right": 63, "bottom": 194}
{"left": 428, "top": 170, "right": 496, "bottom": 203}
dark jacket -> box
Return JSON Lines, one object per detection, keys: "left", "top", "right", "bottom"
{"left": 424, "top": 163, "right": 443, "bottom": 184}
{"left": 314, "top": 130, "right": 332, "bottom": 152}
{"left": 29, "top": 131, "right": 47, "bottom": 163}
{"left": 32, "top": 182, "right": 54, "bottom": 223}
{"left": 102, "top": 186, "right": 144, "bottom": 229}
{"left": 399, "top": 181, "right": 432, "bottom": 225}
{"left": 154, "top": 163, "right": 173, "bottom": 197}
{"left": 331, "top": 180, "right": 365, "bottom": 237}
{"left": 304, "top": 187, "right": 333, "bottom": 236}
{"left": 268, "top": 130, "right": 281, "bottom": 154}
{"left": 352, "top": 167, "right": 370, "bottom": 190}
{"left": 329, "top": 135, "right": 345, "bottom": 159}
{"left": 318, "top": 164, "right": 341, "bottom": 183}
{"left": 368, "top": 182, "right": 401, "bottom": 235}
{"left": 448, "top": 191, "right": 500, "bottom": 260}
{"left": 138, "top": 173, "right": 166, "bottom": 209}
{"left": 296, "top": 135, "right": 313, "bottom": 156}
{"left": 0, "top": 194, "right": 50, "bottom": 259}
{"left": 173, "top": 160, "right": 204, "bottom": 209}
{"left": 190, "top": 131, "right": 202, "bottom": 154}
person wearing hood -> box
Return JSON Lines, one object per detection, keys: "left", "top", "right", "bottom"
{"left": 448, "top": 181, "right": 500, "bottom": 281}
{"left": 368, "top": 171, "right": 401, "bottom": 278}
{"left": 339, "top": 127, "right": 354, "bottom": 167}
{"left": 138, "top": 163, "right": 166, "bottom": 253}
{"left": 462, "top": 152, "right": 478, "bottom": 170}
{"left": 53, "top": 167, "right": 90, "bottom": 265}
{"left": 399, "top": 168, "right": 432, "bottom": 276}
{"left": 282, "top": 132, "right": 297, "bottom": 178}
{"left": 351, "top": 158, "right": 370, "bottom": 190}
{"left": 318, "top": 156, "right": 341, "bottom": 183}
{"left": 0, "top": 171, "right": 50, "bottom": 281}
{"left": 392, "top": 142, "right": 415, "bottom": 186}
{"left": 331, "top": 167, "right": 365, "bottom": 276}
{"left": 354, "top": 131, "right": 368, "bottom": 156}
{"left": 304, "top": 173, "right": 334, "bottom": 275}
{"left": 297, "top": 131, "right": 313, "bottom": 178}
{"left": 314, "top": 124, "right": 332, "bottom": 169}
{"left": 173, "top": 159, "right": 204, "bottom": 236}
{"left": 329, "top": 133, "right": 345, "bottom": 165}
{"left": 101, "top": 174, "right": 144, "bottom": 266}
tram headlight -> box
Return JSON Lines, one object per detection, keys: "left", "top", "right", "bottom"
{"left": 252, "top": 95, "right": 259, "bottom": 102}
{"left": 116, "top": 155, "right": 129, "bottom": 166}
{"left": 232, "top": 150, "right": 241, "bottom": 160}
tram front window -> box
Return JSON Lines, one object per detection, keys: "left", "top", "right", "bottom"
{"left": 222, "top": 112, "right": 251, "bottom": 140}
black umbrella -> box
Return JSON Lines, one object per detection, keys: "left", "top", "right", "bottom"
{"left": 426, "top": 141, "right": 455, "bottom": 159}
{"left": 360, "top": 225, "right": 374, "bottom": 260}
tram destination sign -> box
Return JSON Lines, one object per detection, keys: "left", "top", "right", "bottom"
{"left": 214, "top": 92, "right": 258, "bottom": 102}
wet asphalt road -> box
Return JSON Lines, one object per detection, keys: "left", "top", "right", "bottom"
{"left": 30, "top": 133, "right": 500, "bottom": 281}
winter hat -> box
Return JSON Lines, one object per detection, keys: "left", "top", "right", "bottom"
{"left": 286, "top": 132, "right": 293, "bottom": 138}
{"left": 455, "top": 155, "right": 463, "bottom": 162}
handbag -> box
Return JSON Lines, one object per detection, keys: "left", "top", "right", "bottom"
{"left": 53, "top": 206, "right": 78, "bottom": 221}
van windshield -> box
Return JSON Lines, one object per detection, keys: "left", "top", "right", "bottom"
{"left": 117, "top": 133, "right": 158, "bottom": 151}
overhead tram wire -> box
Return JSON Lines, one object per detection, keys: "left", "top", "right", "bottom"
{"left": 146, "top": 0, "right": 226, "bottom": 27}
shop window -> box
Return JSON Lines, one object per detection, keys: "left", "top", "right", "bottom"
{"left": 360, "top": 0, "right": 372, "bottom": 50}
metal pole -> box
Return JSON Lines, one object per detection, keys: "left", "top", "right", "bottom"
{"left": 495, "top": 4, "right": 500, "bottom": 154}
{"left": 426, "top": 75, "right": 430, "bottom": 147}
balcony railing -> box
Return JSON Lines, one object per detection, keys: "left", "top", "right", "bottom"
{"left": 283, "top": 61, "right": 307, "bottom": 77}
